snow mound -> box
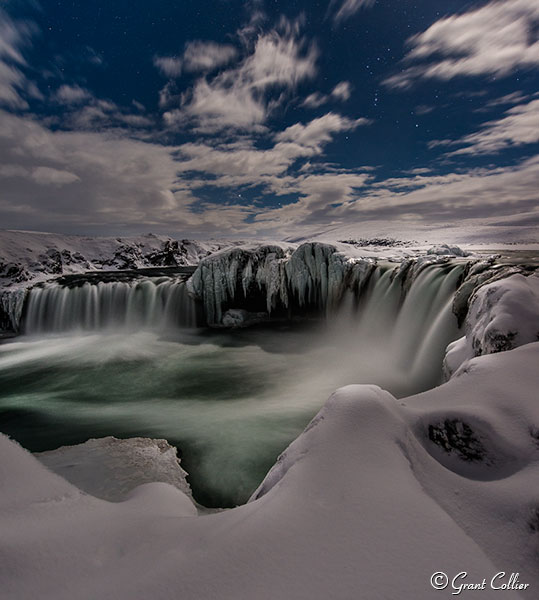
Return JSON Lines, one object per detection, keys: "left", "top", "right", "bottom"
{"left": 444, "top": 273, "right": 539, "bottom": 378}
{"left": 36, "top": 436, "right": 194, "bottom": 504}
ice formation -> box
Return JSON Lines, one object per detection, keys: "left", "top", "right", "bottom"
{"left": 36, "top": 436, "right": 194, "bottom": 505}
{"left": 188, "top": 242, "right": 384, "bottom": 325}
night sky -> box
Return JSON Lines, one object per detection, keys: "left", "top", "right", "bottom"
{"left": 0, "top": 0, "right": 538, "bottom": 241}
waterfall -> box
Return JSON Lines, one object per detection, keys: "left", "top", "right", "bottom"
{"left": 23, "top": 277, "right": 200, "bottom": 334}
{"left": 329, "top": 262, "right": 465, "bottom": 393}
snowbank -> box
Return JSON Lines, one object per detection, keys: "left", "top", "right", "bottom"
{"left": 427, "top": 243, "right": 469, "bottom": 257}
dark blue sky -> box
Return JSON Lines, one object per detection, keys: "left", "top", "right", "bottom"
{"left": 0, "top": 0, "right": 538, "bottom": 241}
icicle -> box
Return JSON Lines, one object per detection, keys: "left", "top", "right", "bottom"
{"left": 0, "top": 288, "right": 28, "bottom": 331}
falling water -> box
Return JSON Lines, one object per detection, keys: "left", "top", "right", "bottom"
{"left": 328, "top": 261, "right": 464, "bottom": 394}
{"left": 23, "top": 277, "right": 199, "bottom": 334}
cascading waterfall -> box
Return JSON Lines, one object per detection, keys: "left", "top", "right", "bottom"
{"left": 328, "top": 261, "right": 465, "bottom": 393}
{"left": 23, "top": 277, "right": 199, "bottom": 334}
{"left": 19, "top": 257, "right": 465, "bottom": 390}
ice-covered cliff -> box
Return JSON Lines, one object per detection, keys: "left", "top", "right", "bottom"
{"left": 187, "top": 241, "right": 538, "bottom": 331}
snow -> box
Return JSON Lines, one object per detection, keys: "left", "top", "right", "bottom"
{"left": 444, "top": 273, "right": 539, "bottom": 378}
{"left": 427, "top": 243, "right": 470, "bottom": 257}
{"left": 0, "top": 229, "right": 235, "bottom": 289}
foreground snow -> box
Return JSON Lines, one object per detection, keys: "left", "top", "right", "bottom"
{"left": 1, "top": 340, "right": 538, "bottom": 599}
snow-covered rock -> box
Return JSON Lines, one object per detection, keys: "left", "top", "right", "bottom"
{"left": 444, "top": 273, "right": 539, "bottom": 378}
{"left": 221, "top": 308, "right": 269, "bottom": 328}
{"left": 427, "top": 243, "right": 468, "bottom": 257}
{"left": 36, "top": 436, "right": 194, "bottom": 506}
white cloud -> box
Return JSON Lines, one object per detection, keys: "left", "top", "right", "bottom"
{"left": 183, "top": 41, "right": 238, "bottom": 72}
{"left": 174, "top": 113, "right": 367, "bottom": 193}
{"left": 164, "top": 22, "right": 318, "bottom": 132}
{"left": 53, "top": 97, "right": 154, "bottom": 131}
{"left": 302, "top": 92, "right": 327, "bottom": 108}
{"left": 54, "top": 84, "right": 92, "bottom": 104}
{"left": 302, "top": 81, "right": 352, "bottom": 108}
{"left": 275, "top": 113, "right": 368, "bottom": 150}
{"left": 0, "top": 109, "right": 197, "bottom": 230}
{"left": 384, "top": 0, "right": 539, "bottom": 89}
{"left": 445, "top": 99, "right": 539, "bottom": 155}
{"left": 483, "top": 91, "right": 530, "bottom": 109}
{"left": 153, "top": 56, "right": 183, "bottom": 78}
{"left": 0, "top": 61, "right": 26, "bottom": 107}
{"left": 331, "top": 81, "right": 352, "bottom": 101}
{"left": 31, "top": 166, "right": 80, "bottom": 186}
{"left": 333, "top": 0, "right": 376, "bottom": 24}
{"left": 252, "top": 155, "right": 539, "bottom": 238}
{"left": 0, "top": 8, "right": 36, "bottom": 108}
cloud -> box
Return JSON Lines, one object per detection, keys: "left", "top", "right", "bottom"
{"left": 153, "top": 56, "right": 183, "bottom": 78}
{"left": 49, "top": 96, "right": 154, "bottom": 131}
{"left": 302, "top": 92, "right": 327, "bottom": 108}
{"left": 275, "top": 113, "right": 368, "bottom": 149}
{"left": 302, "top": 81, "right": 352, "bottom": 108}
{"left": 443, "top": 99, "right": 539, "bottom": 155}
{"left": 0, "top": 8, "right": 37, "bottom": 108}
{"left": 332, "top": 0, "right": 376, "bottom": 24}
{"left": 163, "top": 21, "right": 318, "bottom": 132}
{"left": 384, "top": 0, "right": 539, "bottom": 89}
{"left": 0, "top": 109, "right": 203, "bottom": 233}
{"left": 31, "top": 166, "right": 80, "bottom": 186}
{"left": 175, "top": 113, "right": 368, "bottom": 193}
{"left": 183, "top": 41, "right": 238, "bottom": 72}
{"left": 54, "top": 84, "right": 92, "bottom": 104}
{"left": 483, "top": 91, "right": 530, "bottom": 109}
{"left": 251, "top": 155, "right": 539, "bottom": 239}
{"left": 164, "top": 78, "right": 267, "bottom": 132}
{"left": 331, "top": 81, "right": 352, "bottom": 101}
